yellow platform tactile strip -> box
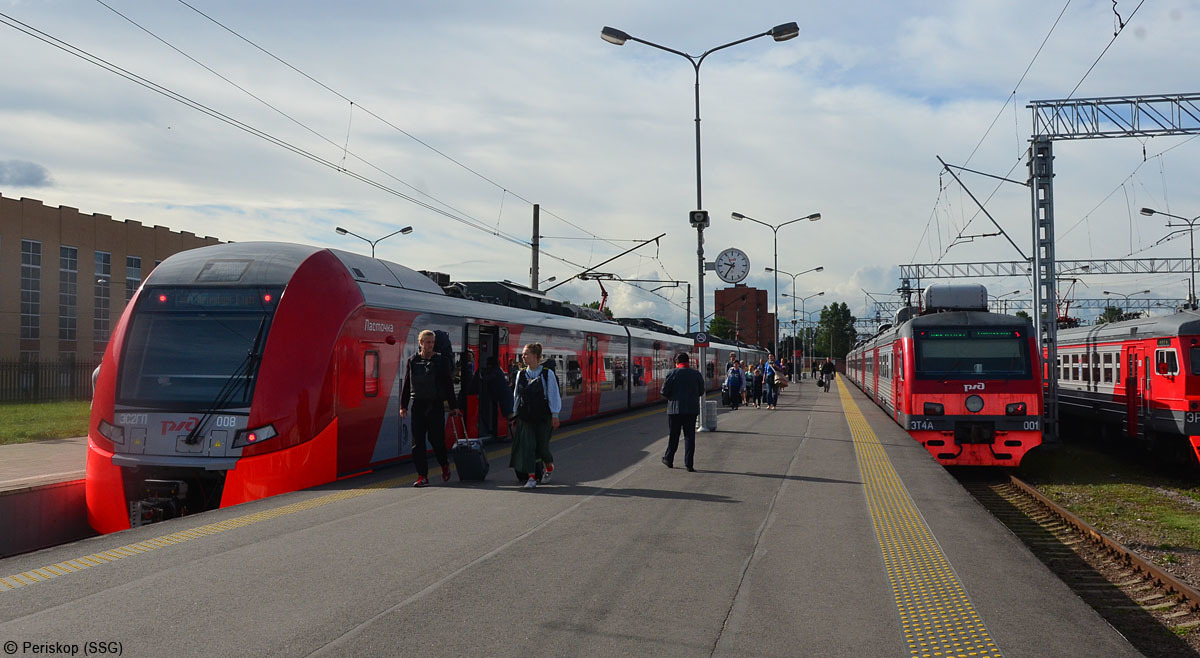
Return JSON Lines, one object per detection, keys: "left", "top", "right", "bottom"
{"left": 1, "top": 404, "right": 666, "bottom": 593}
{"left": 836, "top": 378, "right": 1003, "bottom": 658}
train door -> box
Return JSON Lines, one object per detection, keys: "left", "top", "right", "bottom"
{"left": 1126, "top": 347, "right": 1142, "bottom": 438}
{"left": 892, "top": 342, "right": 903, "bottom": 421}
{"left": 580, "top": 335, "right": 600, "bottom": 417}
{"left": 470, "top": 323, "right": 503, "bottom": 439}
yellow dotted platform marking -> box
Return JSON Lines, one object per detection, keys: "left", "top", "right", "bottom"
{"left": 836, "top": 378, "right": 1003, "bottom": 658}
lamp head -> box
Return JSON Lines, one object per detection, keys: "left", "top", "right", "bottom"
{"left": 806, "top": 212, "right": 821, "bottom": 221}
{"left": 770, "top": 22, "right": 800, "bottom": 41}
{"left": 764, "top": 267, "right": 774, "bottom": 272}
{"left": 1140, "top": 207, "right": 1156, "bottom": 217}
{"left": 1103, "top": 291, "right": 1114, "bottom": 295}
{"left": 815, "top": 266, "right": 824, "bottom": 272}
{"left": 335, "top": 227, "right": 348, "bottom": 235}
{"left": 400, "top": 226, "right": 414, "bottom": 235}
{"left": 731, "top": 212, "right": 746, "bottom": 221}
{"left": 817, "top": 291, "right": 825, "bottom": 296}
{"left": 601, "top": 26, "right": 630, "bottom": 45}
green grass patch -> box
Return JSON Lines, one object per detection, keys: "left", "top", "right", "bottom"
{"left": 0, "top": 401, "right": 91, "bottom": 445}
{"left": 1018, "top": 443, "right": 1200, "bottom": 551}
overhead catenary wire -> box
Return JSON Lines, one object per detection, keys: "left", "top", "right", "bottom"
{"left": 0, "top": 10, "right": 591, "bottom": 273}
{"left": 171, "top": 0, "right": 640, "bottom": 259}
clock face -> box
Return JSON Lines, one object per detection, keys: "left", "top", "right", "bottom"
{"left": 715, "top": 248, "right": 750, "bottom": 284}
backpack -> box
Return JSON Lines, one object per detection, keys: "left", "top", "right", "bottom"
{"left": 728, "top": 367, "right": 743, "bottom": 387}
{"left": 516, "top": 368, "right": 553, "bottom": 422}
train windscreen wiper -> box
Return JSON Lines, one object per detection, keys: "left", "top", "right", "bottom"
{"left": 183, "top": 315, "right": 268, "bottom": 446}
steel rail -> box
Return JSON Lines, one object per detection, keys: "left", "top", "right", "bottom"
{"left": 1008, "top": 473, "right": 1200, "bottom": 613}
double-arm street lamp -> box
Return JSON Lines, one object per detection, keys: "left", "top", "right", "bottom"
{"left": 785, "top": 291, "right": 824, "bottom": 372}
{"left": 988, "top": 289, "right": 1021, "bottom": 314}
{"left": 1103, "top": 289, "right": 1152, "bottom": 318}
{"left": 602, "top": 21, "right": 799, "bottom": 429}
{"left": 732, "top": 211, "right": 821, "bottom": 354}
{"left": 766, "top": 265, "right": 823, "bottom": 358}
{"left": 1140, "top": 207, "right": 1200, "bottom": 308}
{"left": 335, "top": 225, "right": 413, "bottom": 258}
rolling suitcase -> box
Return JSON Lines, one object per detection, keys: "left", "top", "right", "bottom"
{"left": 449, "top": 416, "right": 489, "bottom": 481}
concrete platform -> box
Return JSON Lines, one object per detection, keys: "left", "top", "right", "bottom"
{"left": 0, "top": 437, "right": 93, "bottom": 557}
{"left": 0, "top": 380, "right": 1140, "bottom": 656}
{"left": 0, "top": 436, "right": 87, "bottom": 493}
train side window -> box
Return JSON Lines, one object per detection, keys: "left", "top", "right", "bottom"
{"left": 1155, "top": 349, "right": 1179, "bottom": 375}
{"left": 1102, "top": 353, "right": 1113, "bottom": 383}
{"left": 364, "top": 351, "right": 380, "bottom": 397}
{"left": 566, "top": 356, "right": 583, "bottom": 394}
{"left": 1115, "top": 356, "right": 1120, "bottom": 382}
{"left": 1091, "top": 352, "right": 1100, "bottom": 383}
{"left": 1069, "top": 354, "right": 1078, "bottom": 381}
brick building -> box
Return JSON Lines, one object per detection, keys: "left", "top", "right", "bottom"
{"left": 714, "top": 284, "right": 774, "bottom": 349}
{"left": 1, "top": 194, "right": 220, "bottom": 364}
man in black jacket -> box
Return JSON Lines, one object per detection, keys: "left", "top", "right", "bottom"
{"left": 400, "top": 329, "right": 462, "bottom": 487}
{"left": 661, "top": 351, "right": 706, "bottom": 472}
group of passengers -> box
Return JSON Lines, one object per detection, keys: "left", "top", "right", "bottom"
{"left": 400, "top": 330, "right": 559, "bottom": 490}
{"left": 725, "top": 353, "right": 787, "bottom": 410}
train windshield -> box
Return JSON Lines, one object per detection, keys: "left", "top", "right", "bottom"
{"left": 117, "top": 288, "right": 281, "bottom": 407}
{"left": 913, "top": 328, "right": 1031, "bottom": 380}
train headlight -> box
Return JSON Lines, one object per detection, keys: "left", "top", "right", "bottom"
{"left": 1005, "top": 402, "right": 1027, "bottom": 416}
{"left": 923, "top": 402, "right": 944, "bottom": 416}
{"left": 233, "top": 424, "right": 277, "bottom": 448}
{"left": 965, "top": 395, "right": 985, "bottom": 413}
{"left": 98, "top": 419, "right": 125, "bottom": 445}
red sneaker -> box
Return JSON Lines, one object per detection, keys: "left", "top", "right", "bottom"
{"left": 413, "top": 476, "right": 429, "bottom": 488}
{"left": 441, "top": 464, "right": 452, "bottom": 482}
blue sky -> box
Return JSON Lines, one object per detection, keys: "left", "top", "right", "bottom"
{"left": 1, "top": 0, "right": 1197, "bottom": 331}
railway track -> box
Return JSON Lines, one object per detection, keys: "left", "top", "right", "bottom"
{"left": 957, "top": 470, "right": 1200, "bottom": 657}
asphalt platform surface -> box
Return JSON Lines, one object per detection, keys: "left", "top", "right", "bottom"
{"left": 0, "top": 379, "right": 1139, "bottom": 657}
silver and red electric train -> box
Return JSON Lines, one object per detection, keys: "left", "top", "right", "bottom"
{"left": 846, "top": 284, "right": 1043, "bottom": 466}
{"left": 87, "top": 241, "right": 764, "bottom": 533}
{"left": 1057, "top": 310, "right": 1200, "bottom": 465}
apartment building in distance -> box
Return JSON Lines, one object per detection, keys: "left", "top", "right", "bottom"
{"left": 713, "top": 284, "right": 774, "bottom": 348}
{"left": 0, "top": 194, "right": 220, "bottom": 364}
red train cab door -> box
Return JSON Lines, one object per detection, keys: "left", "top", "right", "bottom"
{"left": 892, "top": 343, "right": 904, "bottom": 420}
{"left": 1125, "top": 347, "right": 1142, "bottom": 438}
{"left": 576, "top": 335, "right": 600, "bottom": 418}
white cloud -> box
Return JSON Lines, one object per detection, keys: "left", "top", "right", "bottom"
{"left": 0, "top": 0, "right": 1197, "bottom": 330}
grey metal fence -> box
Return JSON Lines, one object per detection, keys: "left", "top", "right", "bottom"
{"left": 0, "top": 360, "right": 100, "bottom": 403}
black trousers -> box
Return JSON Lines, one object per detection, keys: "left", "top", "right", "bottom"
{"left": 410, "top": 399, "right": 449, "bottom": 477}
{"left": 664, "top": 413, "right": 697, "bottom": 469}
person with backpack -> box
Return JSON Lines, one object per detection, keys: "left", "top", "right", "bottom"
{"left": 726, "top": 360, "right": 744, "bottom": 410}
{"left": 399, "top": 329, "right": 462, "bottom": 487}
{"left": 511, "top": 342, "right": 561, "bottom": 489}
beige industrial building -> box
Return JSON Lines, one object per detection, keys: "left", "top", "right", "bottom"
{"left": 0, "top": 194, "right": 220, "bottom": 365}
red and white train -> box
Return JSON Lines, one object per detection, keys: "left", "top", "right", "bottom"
{"left": 87, "top": 242, "right": 764, "bottom": 533}
{"left": 1056, "top": 310, "right": 1200, "bottom": 465}
{"left": 845, "top": 284, "right": 1043, "bottom": 466}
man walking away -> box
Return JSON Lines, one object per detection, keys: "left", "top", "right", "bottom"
{"left": 662, "top": 351, "right": 705, "bottom": 472}
{"left": 821, "top": 358, "right": 836, "bottom": 393}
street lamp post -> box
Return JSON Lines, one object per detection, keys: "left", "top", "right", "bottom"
{"left": 1102, "top": 289, "right": 1151, "bottom": 319}
{"left": 603, "top": 22, "right": 799, "bottom": 429}
{"left": 732, "top": 211, "right": 821, "bottom": 355}
{"left": 335, "top": 225, "right": 413, "bottom": 258}
{"left": 987, "top": 289, "right": 1021, "bottom": 314}
{"left": 1141, "top": 207, "right": 1200, "bottom": 308}
{"left": 786, "top": 291, "right": 824, "bottom": 373}
{"left": 767, "top": 266, "right": 823, "bottom": 377}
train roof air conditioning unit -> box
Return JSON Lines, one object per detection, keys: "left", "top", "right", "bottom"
{"left": 924, "top": 283, "right": 987, "bottom": 313}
